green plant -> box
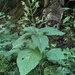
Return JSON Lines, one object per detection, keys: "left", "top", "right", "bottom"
{"left": 0, "top": 12, "right": 20, "bottom": 75}
{"left": 0, "top": 26, "right": 64, "bottom": 75}
{"left": 1, "top": 0, "right": 75, "bottom": 75}
{"left": 0, "top": 0, "right": 66, "bottom": 75}
{"left": 63, "top": 7, "right": 75, "bottom": 41}
{"left": 18, "top": 0, "right": 39, "bottom": 28}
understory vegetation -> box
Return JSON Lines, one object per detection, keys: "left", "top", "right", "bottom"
{"left": 0, "top": 0, "right": 75, "bottom": 75}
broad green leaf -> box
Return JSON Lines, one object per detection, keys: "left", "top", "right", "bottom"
{"left": 46, "top": 48, "right": 65, "bottom": 61}
{"left": 63, "top": 16, "right": 70, "bottom": 23}
{"left": 13, "top": 33, "right": 29, "bottom": 48}
{"left": 23, "top": 26, "right": 39, "bottom": 35}
{"left": 39, "top": 27, "right": 65, "bottom": 36}
{"left": 31, "top": 35, "right": 49, "bottom": 52}
{"left": 17, "top": 49, "right": 42, "bottom": 75}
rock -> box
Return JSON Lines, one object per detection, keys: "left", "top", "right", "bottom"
{"left": 42, "top": 1, "right": 64, "bottom": 29}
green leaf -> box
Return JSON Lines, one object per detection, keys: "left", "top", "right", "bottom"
{"left": 61, "top": 8, "right": 70, "bottom": 11}
{"left": 13, "top": 33, "right": 30, "bottom": 48}
{"left": 0, "top": 49, "right": 20, "bottom": 57}
{"left": 24, "top": 3, "right": 30, "bottom": 14}
{"left": 44, "top": 66, "right": 56, "bottom": 75}
{"left": 17, "top": 49, "right": 42, "bottom": 75}
{"left": 26, "top": 41, "right": 37, "bottom": 49}
{"left": 0, "top": 24, "right": 4, "bottom": 28}
{"left": 4, "top": 49, "right": 20, "bottom": 56}
{"left": 56, "top": 67, "right": 70, "bottom": 75}
{"left": 0, "top": 42, "right": 11, "bottom": 46}
{"left": 63, "top": 16, "right": 70, "bottom": 23}
{"left": 31, "top": 35, "right": 49, "bottom": 52}
{"left": 73, "top": 20, "right": 75, "bottom": 27}
{"left": 39, "top": 27, "right": 65, "bottom": 36}
{"left": 46, "top": 48, "right": 65, "bottom": 62}
{"left": 23, "top": 26, "right": 39, "bottom": 35}
{"left": 35, "top": 2, "right": 39, "bottom": 8}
